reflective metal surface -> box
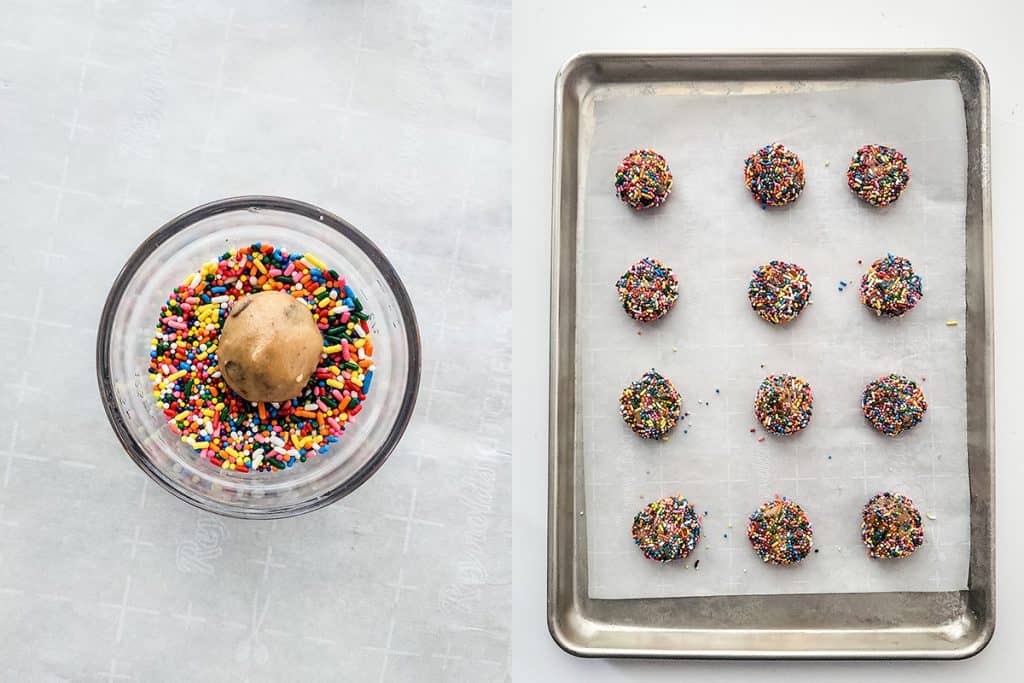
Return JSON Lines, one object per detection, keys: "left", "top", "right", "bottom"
{"left": 548, "top": 50, "right": 993, "bottom": 659}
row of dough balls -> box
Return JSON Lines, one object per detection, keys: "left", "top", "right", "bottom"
{"left": 613, "top": 144, "right": 910, "bottom": 210}
{"left": 631, "top": 493, "right": 924, "bottom": 565}
{"left": 618, "top": 370, "right": 927, "bottom": 440}
{"left": 615, "top": 255, "right": 924, "bottom": 323}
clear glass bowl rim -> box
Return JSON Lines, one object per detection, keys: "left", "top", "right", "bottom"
{"left": 95, "top": 195, "right": 422, "bottom": 519}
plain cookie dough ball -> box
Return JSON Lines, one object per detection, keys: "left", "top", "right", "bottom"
{"left": 217, "top": 290, "right": 323, "bottom": 403}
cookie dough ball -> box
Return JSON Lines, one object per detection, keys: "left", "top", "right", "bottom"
{"left": 847, "top": 144, "right": 910, "bottom": 207}
{"left": 631, "top": 495, "right": 702, "bottom": 562}
{"left": 861, "top": 492, "right": 925, "bottom": 559}
{"left": 860, "top": 254, "right": 923, "bottom": 317}
{"left": 615, "top": 257, "right": 679, "bottom": 322}
{"left": 748, "top": 261, "right": 812, "bottom": 325}
{"left": 614, "top": 149, "right": 673, "bottom": 210}
{"left": 217, "top": 290, "right": 323, "bottom": 403}
{"left": 747, "top": 497, "right": 813, "bottom": 565}
{"left": 744, "top": 143, "right": 805, "bottom": 207}
{"left": 754, "top": 373, "right": 813, "bottom": 435}
{"left": 862, "top": 373, "right": 928, "bottom": 436}
{"left": 619, "top": 369, "right": 682, "bottom": 440}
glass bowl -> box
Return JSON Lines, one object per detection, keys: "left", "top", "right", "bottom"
{"left": 96, "top": 196, "right": 420, "bottom": 519}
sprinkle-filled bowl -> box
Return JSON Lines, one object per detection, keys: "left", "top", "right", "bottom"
{"left": 97, "top": 196, "right": 420, "bottom": 519}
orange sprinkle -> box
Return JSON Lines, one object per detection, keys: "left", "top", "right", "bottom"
{"left": 338, "top": 396, "right": 351, "bottom": 412}
{"left": 294, "top": 409, "right": 317, "bottom": 419}
{"left": 258, "top": 402, "right": 267, "bottom": 421}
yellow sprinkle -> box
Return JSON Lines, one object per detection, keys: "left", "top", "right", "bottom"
{"left": 323, "top": 344, "right": 342, "bottom": 354}
{"left": 326, "top": 378, "right": 346, "bottom": 390}
{"left": 313, "top": 286, "right": 327, "bottom": 296}
{"left": 290, "top": 432, "right": 302, "bottom": 448}
{"left": 165, "top": 369, "right": 187, "bottom": 383}
{"left": 224, "top": 447, "right": 241, "bottom": 460}
{"left": 354, "top": 338, "right": 366, "bottom": 349}
{"left": 173, "top": 410, "right": 191, "bottom": 422}
{"left": 338, "top": 413, "right": 348, "bottom": 421}
{"left": 192, "top": 442, "right": 210, "bottom": 450}
{"left": 253, "top": 257, "right": 267, "bottom": 275}
{"left": 305, "top": 253, "right": 327, "bottom": 270}
{"left": 328, "top": 365, "right": 341, "bottom": 375}
{"left": 946, "top": 320, "right": 958, "bottom": 326}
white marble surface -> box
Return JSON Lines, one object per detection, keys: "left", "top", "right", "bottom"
{"left": 0, "top": 1, "right": 511, "bottom": 681}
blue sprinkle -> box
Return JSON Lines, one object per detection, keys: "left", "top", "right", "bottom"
{"left": 344, "top": 285, "right": 354, "bottom": 299}
{"left": 211, "top": 286, "right": 227, "bottom": 294}
{"left": 362, "top": 371, "right": 373, "bottom": 394}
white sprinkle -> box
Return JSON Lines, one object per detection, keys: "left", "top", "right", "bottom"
{"left": 926, "top": 512, "right": 937, "bottom": 520}
{"left": 210, "top": 295, "right": 229, "bottom": 304}
{"left": 330, "top": 305, "right": 349, "bottom": 315}
{"left": 269, "top": 436, "right": 286, "bottom": 448}
{"left": 188, "top": 272, "right": 202, "bottom": 289}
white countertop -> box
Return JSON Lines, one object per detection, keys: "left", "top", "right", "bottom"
{"left": 513, "top": 0, "right": 1020, "bottom": 680}
{"left": 0, "top": 1, "right": 511, "bottom": 681}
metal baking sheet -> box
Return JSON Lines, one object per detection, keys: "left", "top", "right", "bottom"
{"left": 547, "top": 50, "right": 993, "bottom": 659}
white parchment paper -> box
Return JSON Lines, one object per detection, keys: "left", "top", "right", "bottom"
{"left": 580, "top": 80, "right": 969, "bottom": 599}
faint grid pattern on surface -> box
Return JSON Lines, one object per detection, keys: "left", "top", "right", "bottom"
{"left": 0, "top": 1, "right": 512, "bottom": 681}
